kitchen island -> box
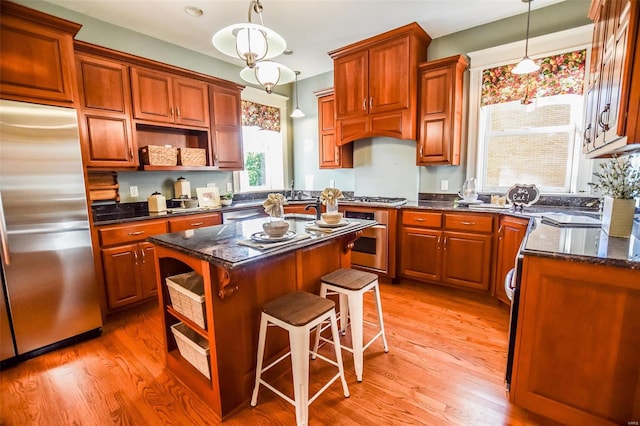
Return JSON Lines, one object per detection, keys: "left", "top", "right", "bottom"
{"left": 148, "top": 215, "right": 375, "bottom": 420}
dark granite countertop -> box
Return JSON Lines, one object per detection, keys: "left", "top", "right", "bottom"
{"left": 148, "top": 216, "right": 376, "bottom": 270}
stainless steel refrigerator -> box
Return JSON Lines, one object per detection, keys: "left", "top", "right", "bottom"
{"left": 0, "top": 99, "right": 102, "bottom": 363}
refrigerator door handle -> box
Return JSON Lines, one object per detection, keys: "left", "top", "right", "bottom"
{"left": 0, "top": 193, "right": 10, "bottom": 265}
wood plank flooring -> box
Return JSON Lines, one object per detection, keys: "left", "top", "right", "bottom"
{"left": 0, "top": 279, "right": 556, "bottom": 425}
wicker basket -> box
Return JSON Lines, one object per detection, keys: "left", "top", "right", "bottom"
{"left": 139, "top": 145, "right": 178, "bottom": 166}
{"left": 166, "top": 272, "right": 206, "bottom": 328}
{"left": 178, "top": 148, "right": 206, "bottom": 166}
{"left": 170, "top": 322, "right": 210, "bottom": 379}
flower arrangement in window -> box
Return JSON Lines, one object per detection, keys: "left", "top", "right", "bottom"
{"left": 588, "top": 156, "right": 640, "bottom": 200}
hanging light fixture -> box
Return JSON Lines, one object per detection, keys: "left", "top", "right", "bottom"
{"left": 290, "top": 71, "right": 305, "bottom": 118}
{"left": 240, "top": 60, "right": 295, "bottom": 94}
{"left": 212, "top": 0, "right": 286, "bottom": 69}
{"left": 512, "top": 0, "right": 540, "bottom": 75}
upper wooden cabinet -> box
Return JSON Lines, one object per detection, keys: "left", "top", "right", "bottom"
{"left": 209, "top": 84, "right": 244, "bottom": 169}
{"left": 0, "top": 1, "right": 81, "bottom": 105}
{"left": 131, "top": 67, "right": 210, "bottom": 128}
{"left": 417, "top": 55, "right": 468, "bottom": 166}
{"left": 315, "top": 88, "right": 353, "bottom": 169}
{"left": 583, "top": 0, "right": 639, "bottom": 156}
{"left": 76, "top": 53, "right": 137, "bottom": 168}
{"left": 329, "top": 23, "right": 431, "bottom": 145}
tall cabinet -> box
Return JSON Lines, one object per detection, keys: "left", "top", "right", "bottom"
{"left": 329, "top": 23, "right": 430, "bottom": 145}
{"left": 315, "top": 88, "right": 353, "bottom": 169}
{"left": 417, "top": 55, "right": 468, "bottom": 166}
{"left": 583, "top": 0, "right": 639, "bottom": 155}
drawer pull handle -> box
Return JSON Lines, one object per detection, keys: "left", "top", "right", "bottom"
{"left": 191, "top": 222, "right": 204, "bottom": 226}
{"left": 415, "top": 218, "right": 426, "bottom": 222}
{"left": 128, "top": 231, "right": 145, "bottom": 236}
{"left": 460, "top": 221, "right": 476, "bottom": 225}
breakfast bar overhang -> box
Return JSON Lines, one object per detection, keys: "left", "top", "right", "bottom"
{"left": 148, "top": 215, "right": 376, "bottom": 420}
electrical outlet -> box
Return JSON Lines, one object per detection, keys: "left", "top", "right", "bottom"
{"left": 440, "top": 180, "right": 449, "bottom": 191}
{"left": 130, "top": 186, "right": 139, "bottom": 197}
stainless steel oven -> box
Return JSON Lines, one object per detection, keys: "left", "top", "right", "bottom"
{"left": 343, "top": 208, "right": 388, "bottom": 273}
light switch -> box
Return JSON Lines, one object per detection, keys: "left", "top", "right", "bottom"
{"left": 130, "top": 186, "right": 139, "bottom": 197}
{"left": 440, "top": 180, "right": 449, "bottom": 191}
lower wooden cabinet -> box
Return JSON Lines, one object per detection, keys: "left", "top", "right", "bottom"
{"left": 493, "top": 215, "right": 530, "bottom": 304}
{"left": 399, "top": 210, "right": 494, "bottom": 291}
{"left": 102, "top": 242, "right": 157, "bottom": 309}
{"left": 511, "top": 255, "right": 640, "bottom": 424}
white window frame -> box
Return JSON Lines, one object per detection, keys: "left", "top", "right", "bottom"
{"left": 467, "top": 25, "right": 595, "bottom": 195}
{"left": 233, "top": 86, "right": 290, "bottom": 193}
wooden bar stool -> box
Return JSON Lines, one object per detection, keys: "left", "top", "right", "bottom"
{"left": 251, "top": 291, "right": 350, "bottom": 426}
{"left": 313, "top": 268, "right": 389, "bottom": 382}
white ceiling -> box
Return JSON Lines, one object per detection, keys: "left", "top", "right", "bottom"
{"left": 42, "top": 0, "right": 566, "bottom": 80}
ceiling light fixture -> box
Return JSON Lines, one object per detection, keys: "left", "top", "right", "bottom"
{"left": 290, "top": 71, "right": 305, "bottom": 118}
{"left": 512, "top": 0, "right": 540, "bottom": 75}
{"left": 211, "top": 0, "right": 286, "bottom": 69}
{"left": 240, "top": 60, "right": 295, "bottom": 94}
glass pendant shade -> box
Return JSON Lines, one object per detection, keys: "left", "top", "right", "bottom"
{"left": 211, "top": 0, "right": 286, "bottom": 69}
{"left": 512, "top": 57, "right": 539, "bottom": 75}
{"left": 240, "top": 61, "right": 295, "bottom": 94}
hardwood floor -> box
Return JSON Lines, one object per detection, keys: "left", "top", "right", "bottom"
{"left": 0, "top": 279, "right": 555, "bottom": 425}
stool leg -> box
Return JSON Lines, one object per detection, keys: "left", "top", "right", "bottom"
{"left": 251, "top": 314, "right": 268, "bottom": 407}
{"left": 338, "top": 293, "right": 349, "bottom": 335}
{"left": 289, "top": 327, "right": 310, "bottom": 426}
{"left": 373, "top": 283, "right": 389, "bottom": 353}
{"left": 329, "top": 310, "right": 350, "bottom": 398}
{"left": 311, "top": 285, "right": 329, "bottom": 360}
{"left": 347, "top": 291, "right": 364, "bottom": 382}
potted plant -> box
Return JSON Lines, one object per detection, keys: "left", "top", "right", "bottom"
{"left": 220, "top": 192, "right": 234, "bottom": 206}
{"left": 588, "top": 156, "right": 639, "bottom": 237}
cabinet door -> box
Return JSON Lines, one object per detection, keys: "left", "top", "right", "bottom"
{"left": 138, "top": 242, "right": 158, "bottom": 298}
{"left": 210, "top": 85, "right": 244, "bottom": 169}
{"left": 102, "top": 244, "right": 143, "bottom": 309}
{"left": 368, "top": 36, "right": 410, "bottom": 114}
{"left": 399, "top": 228, "right": 442, "bottom": 282}
{"left": 130, "top": 67, "right": 174, "bottom": 123}
{"left": 494, "top": 216, "right": 529, "bottom": 304}
{"left": 0, "top": 5, "right": 79, "bottom": 104}
{"left": 334, "top": 50, "right": 368, "bottom": 120}
{"left": 76, "top": 55, "right": 136, "bottom": 167}
{"left": 173, "top": 77, "right": 210, "bottom": 128}
{"left": 418, "top": 66, "right": 452, "bottom": 165}
{"left": 441, "top": 231, "right": 493, "bottom": 291}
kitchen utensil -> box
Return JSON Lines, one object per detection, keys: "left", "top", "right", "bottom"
{"left": 148, "top": 191, "right": 167, "bottom": 212}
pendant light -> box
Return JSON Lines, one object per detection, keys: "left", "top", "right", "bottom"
{"left": 290, "top": 71, "right": 305, "bottom": 118}
{"left": 212, "top": 0, "right": 286, "bottom": 69}
{"left": 240, "top": 60, "right": 295, "bottom": 94}
{"left": 512, "top": 0, "right": 540, "bottom": 75}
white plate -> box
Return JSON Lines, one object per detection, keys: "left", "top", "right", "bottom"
{"left": 250, "top": 231, "right": 297, "bottom": 243}
{"left": 457, "top": 199, "right": 483, "bottom": 205}
{"left": 315, "top": 219, "right": 350, "bottom": 228}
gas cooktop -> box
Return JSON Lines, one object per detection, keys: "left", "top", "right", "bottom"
{"left": 342, "top": 196, "right": 408, "bottom": 206}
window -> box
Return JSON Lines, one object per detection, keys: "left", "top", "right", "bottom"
{"left": 467, "top": 26, "right": 595, "bottom": 194}
{"left": 234, "top": 87, "right": 288, "bottom": 193}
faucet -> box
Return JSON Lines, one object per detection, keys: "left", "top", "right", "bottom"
{"left": 304, "top": 197, "right": 322, "bottom": 221}
{"left": 289, "top": 180, "right": 295, "bottom": 199}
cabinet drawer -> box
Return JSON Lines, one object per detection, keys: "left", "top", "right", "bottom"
{"left": 402, "top": 211, "right": 442, "bottom": 228}
{"left": 444, "top": 213, "right": 494, "bottom": 233}
{"left": 168, "top": 213, "right": 221, "bottom": 232}
{"left": 99, "top": 220, "right": 167, "bottom": 246}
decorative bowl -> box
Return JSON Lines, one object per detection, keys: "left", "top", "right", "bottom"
{"left": 183, "top": 198, "right": 199, "bottom": 208}
{"left": 262, "top": 221, "right": 289, "bottom": 238}
{"left": 221, "top": 199, "right": 233, "bottom": 206}
{"left": 321, "top": 212, "right": 343, "bottom": 225}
